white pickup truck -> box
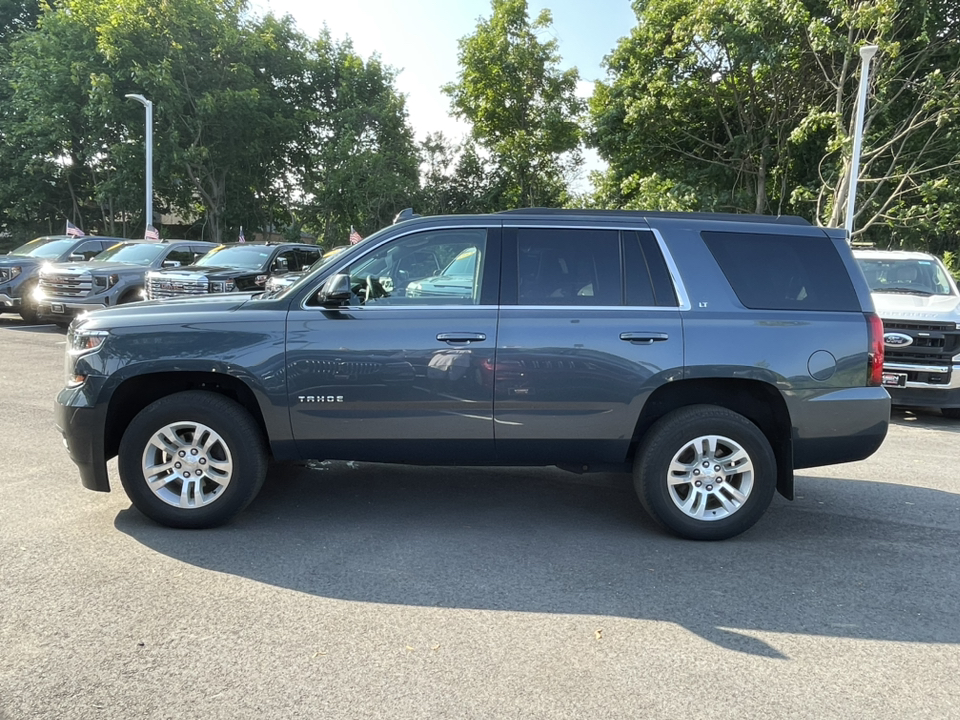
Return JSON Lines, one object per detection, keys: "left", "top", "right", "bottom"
{"left": 853, "top": 249, "right": 960, "bottom": 418}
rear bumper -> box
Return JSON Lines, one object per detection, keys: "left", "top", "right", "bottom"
{"left": 792, "top": 387, "right": 891, "bottom": 469}
{"left": 54, "top": 391, "right": 110, "bottom": 492}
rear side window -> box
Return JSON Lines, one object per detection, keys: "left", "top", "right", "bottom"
{"left": 623, "top": 231, "right": 678, "bottom": 307}
{"left": 516, "top": 228, "right": 621, "bottom": 306}
{"left": 702, "top": 231, "right": 860, "bottom": 311}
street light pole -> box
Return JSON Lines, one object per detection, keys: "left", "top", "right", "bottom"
{"left": 844, "top": 44, "right": 879, "bottom": 235}
{"left": 125, "top": 93, "right": 154, "bottom": 231}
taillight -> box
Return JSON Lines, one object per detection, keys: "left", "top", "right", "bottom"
{"left": 866, "top": 312, "right": 884, "bottom": 386}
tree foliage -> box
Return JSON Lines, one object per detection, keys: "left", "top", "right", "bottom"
{"left": 417, "top": 132, "right": 507, "bottom": 216}
{"left": 444, "top": 0, "right": 583, "bottom": 209}
{"left": 0, "top": 0, "right": 420, "bottom": 243}
{"left": 590, "top": 0, "right": 960, "bottom": 249}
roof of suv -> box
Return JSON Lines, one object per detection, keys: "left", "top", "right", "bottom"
{"left": 496, "top": 208, "right": 812, "bottom": 225}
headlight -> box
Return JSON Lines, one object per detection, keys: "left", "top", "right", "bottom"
{"left": 69, "top": 329, "right": 108, "bottom": 353}
{"left": 33, "top": 285, "right": 46, "bottom": 301}
{"left": 210, "top": 281, "right": 224, "bottom": 292}
{"left": 92, "top": 274, "right": 120, "bottom": 291}
{"left": 0, "top": 266, "right": 21, "bottom": 282}
{"left": 65, "top": 329, "right": 108, "bottom": 387}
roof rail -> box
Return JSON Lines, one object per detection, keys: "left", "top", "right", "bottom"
{"left": 497, "top": 208, "right": 812, "bottom": 226}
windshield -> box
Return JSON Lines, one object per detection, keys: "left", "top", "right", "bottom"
{"left": 856, "top": 258, "right": 956, "bottom": 296}
{"left": 8, "top": 237, "right": 76, "bottom": 259}
{"left": 196, "top": 245, "right": 273, "bottom": 271}
{"left": 90, "top": 243, "right": 166, "bottom": 265}
{"left": 93, "top": 242, "right": 165, "bottom": 266}
{"left": 441, "top": 248, "right": 477, "bottom": 276}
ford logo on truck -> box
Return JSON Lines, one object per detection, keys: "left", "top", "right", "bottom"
{"left": 884, "top": 332, "right": 914, "bottom": 347}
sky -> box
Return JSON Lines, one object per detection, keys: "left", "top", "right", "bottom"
{"left": 255, "top": 0, "right": 638, "bottom": 189}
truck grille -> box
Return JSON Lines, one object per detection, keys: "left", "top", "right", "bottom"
{"left": 883, "top": 319, "right": 960, "bottom": 383}
{"left": 40, "top": 274, "right": 92, "bottom": 298}
{"left": 145, "top": 277, "right": 209, "bottom": 300}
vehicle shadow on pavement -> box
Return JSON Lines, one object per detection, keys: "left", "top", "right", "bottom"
{"left": 0, "top": 318, "right": 60, "bottom": 333}
{"left": 114, "top": 463, "right": 960, "bottom": 659}
{"left": 891, "top": 406, "right": 960, "bottom": 433}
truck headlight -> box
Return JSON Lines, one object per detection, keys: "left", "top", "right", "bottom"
{"left": 210, "top": 281, "right": 224, "bottom": 292}
{"left": 92, "top": 274, "right": 120, "bottom": 291}
{"left": 0, "top": 266, "right": 21, "bottom": 282}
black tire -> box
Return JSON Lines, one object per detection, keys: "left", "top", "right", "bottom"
{"left": 941, "top": 408, "right": 960, "bottom": 420}
{"left": 18, "top": 284, "right": 39, "bottom": 323}
{"left": 633, "top": 405, "right": 777, "bottom": 541}
{"left": 118, "top": 390, "right": 268, "bottom": 528}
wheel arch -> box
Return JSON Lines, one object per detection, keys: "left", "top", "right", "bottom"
{"left": 104, "top": 371, "right": 271, "bottom": 462}
{"left": 631, "top": 378, "right": 795, "bottom": 499}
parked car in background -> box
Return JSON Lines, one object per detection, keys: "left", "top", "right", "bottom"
{"left": 853, "top": 248, "right": 960, "bottom": 418}
{"left": 0, "top": 235, "right": 126, "bottom": 322}
{"left": 262, "top": 245, "right": 349, "bottom": 296}
{"left": 144, "top": 242, "right": 322, "bottom": 300}
{"left": 36, "top": 239, "right": 215, "bottom": 326}
{"left": 57, "top": 209, "right": 889, "bottom": 540}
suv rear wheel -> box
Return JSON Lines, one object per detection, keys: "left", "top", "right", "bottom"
{"left": 118, "top": 391, "right": 268, "bottom": 528}
{"left": 634, "top": 405, "right": 776, "bottom": 540}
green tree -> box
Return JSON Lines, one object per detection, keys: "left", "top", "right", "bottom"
{"left": 418, "top": 132, "right": 506, "bottom": 215}
{"left": 444, "top": 0, "right": 583, "bottom": 209}
{"left": 590, "top": 0, "right": 960, "bottom": 248}
{"left": 296, "top": 34, "right": 421, "bottom": 245}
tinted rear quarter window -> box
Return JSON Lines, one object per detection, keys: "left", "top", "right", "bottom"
{"left": 702, "top": 231, "right": 860, "bottom": 311}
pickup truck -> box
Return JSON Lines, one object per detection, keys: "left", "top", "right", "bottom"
{"left": 853, "top": 248, "right": 960, "bottom": 417}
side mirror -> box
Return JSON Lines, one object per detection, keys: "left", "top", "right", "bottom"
{"left": 318, "top": 273, "right": 351, "bottom": 307}
{"left": 162, "top": 260, "right": 181, "bottom": 268}
{"left": 69, "top": 253, "right": 84, "bottom": 261}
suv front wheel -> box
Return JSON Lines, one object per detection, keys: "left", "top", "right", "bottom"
{"left": 634, "top": 405, "right": 776, "bottom": 540}
{"left": 118, "top": 391, "right": 268, "bottom": 528}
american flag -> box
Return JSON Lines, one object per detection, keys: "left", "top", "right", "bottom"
{"left": 65, "top": 220, "right": 85, "bottom": 238}
{"left": 239, "top": 226, "right": 246, "bottom": 243}
{"left": 349, "top": 227, "right": 363, "bottom": 245}
{"left": 144, "top": 225, "right": 160, "bottom": 241}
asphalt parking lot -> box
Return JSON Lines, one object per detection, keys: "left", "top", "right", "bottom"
{"left": 1, "top": 315, "right": 959, "bottom": 720}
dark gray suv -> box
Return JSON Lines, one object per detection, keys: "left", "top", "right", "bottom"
{"left": 55, "top": 210, "right": 890, "bottom": 540}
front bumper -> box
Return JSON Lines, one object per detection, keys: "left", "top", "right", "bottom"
{"left": 882, "top": 361, "right": 960, "bottom": 408}
{"left": 38, "top": 299, "right": 107, "bottom": 319}
{"left": 887, "top": 385, "right": 960, "bottom": 410}
{"left": 0, "top": 292, "right": 21, "bottom": 309}
{"left": 55, "top": 391, "right": 110, "bottom": 492}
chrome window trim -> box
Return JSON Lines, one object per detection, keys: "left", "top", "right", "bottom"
{"left": 649, "top": 227, "right": 692, "bottom": 311}
{"left": 298, "top": 223, "right": 493, "bottom": 311}
{"left": 298, "top": 220, "right": 693, "bottom": 312}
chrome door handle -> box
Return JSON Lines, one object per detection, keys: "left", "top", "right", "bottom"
{"left": 620, "top": 332, "right": 669, "bottom": 345}
{"left": 437, "top": 332, "right": 486, "bottom": 343}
